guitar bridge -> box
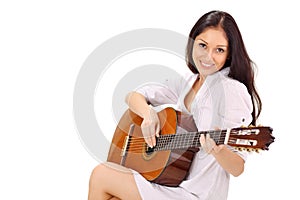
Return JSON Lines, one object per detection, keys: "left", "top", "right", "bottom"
{"left": 121, "top": 136, "right": 130, "bottom": 157}
{"left": 120, "top": 124, "right": 135, "bottom": 165}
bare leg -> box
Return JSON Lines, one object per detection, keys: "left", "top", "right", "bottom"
{"left": 88, "top": 163, "right": 142, "bottom": 200}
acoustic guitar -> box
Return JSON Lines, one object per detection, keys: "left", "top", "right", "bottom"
{"left": 107, "top": 107, "right": 274, "bottom": 187}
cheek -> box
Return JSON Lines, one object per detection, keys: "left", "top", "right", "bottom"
{"left": 192, "top": 47, "right": 207, "bottom": 61}
{"left": 192, "top": 48, "right": 199, "bottom": 63}
{"left": 215, "top": 55, "right": 227, "bottom": 67}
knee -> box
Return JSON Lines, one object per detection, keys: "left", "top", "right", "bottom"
{"left": 89, "top": 164, "right": 107, "bottom": 185}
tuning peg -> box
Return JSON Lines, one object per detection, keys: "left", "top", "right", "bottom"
{"left": 234, "top": 147, "right": 242, "bottom": 151}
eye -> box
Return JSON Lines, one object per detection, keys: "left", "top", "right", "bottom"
{"left": 198, "top": 43, "right": 207, "bottom": 49}
{"left": 216, "top": 48, "right": 225, "bottom": 53}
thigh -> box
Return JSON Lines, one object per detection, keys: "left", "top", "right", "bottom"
{"left": 92, "top": 162, "right": 142, "bottom": 200}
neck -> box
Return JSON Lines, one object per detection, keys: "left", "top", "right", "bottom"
{"left": 153, "top": 129, "right": 228, "bottom": 151}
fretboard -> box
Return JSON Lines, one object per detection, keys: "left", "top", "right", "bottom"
{"left": 153, "top": 130, "right": 228, "bottom": 151}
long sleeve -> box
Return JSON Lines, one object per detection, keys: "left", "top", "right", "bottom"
{"left": 222, "top": 78, "right": 253, "bottom": 128}
{"left": 134, "top": 72, "right": 194, "bottom": 107}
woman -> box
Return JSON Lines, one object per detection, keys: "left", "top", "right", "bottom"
{"left": 88, "top": 10, "right": 262, "bottom": 200}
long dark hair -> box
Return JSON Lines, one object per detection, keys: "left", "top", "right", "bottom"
{"left": 186, "top": 10, "right": 262, "bottom": 125}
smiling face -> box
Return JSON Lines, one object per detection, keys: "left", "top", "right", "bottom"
{"left": 192, "top": 27, "right": 229, "bottom": 78}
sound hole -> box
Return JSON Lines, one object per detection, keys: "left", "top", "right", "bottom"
{"left": 142, "top": 143, "right": 157, "bottom": 160}
{"left": 145, "top": 146, "right": 155, "bottom": 156}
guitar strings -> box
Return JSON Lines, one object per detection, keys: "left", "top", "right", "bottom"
{"left": 125, "top": 138, "right": 243, "bottom": 153}
{"left": 120, "top": 128, "right": 264, "bottom": 153}
{"left": 124, "top": 131, "right": 231, "bottom": 152}
{"left": 126, "top": 130, "right": 231, "bottom": 141}
{"left": 126, "top": 132, "right": 229, "bottom": 143}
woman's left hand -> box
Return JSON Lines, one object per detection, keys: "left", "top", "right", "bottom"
{"left": 200, "top": 134, "right": 222, "bottom": 154}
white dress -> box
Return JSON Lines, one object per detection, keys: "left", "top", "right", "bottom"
{"left": 132, "top": 68, "right": 253, "bottom": 200}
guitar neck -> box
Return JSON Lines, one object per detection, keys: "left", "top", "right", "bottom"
{"left": 154, "top": 129, "right": 228, "bottom": 151}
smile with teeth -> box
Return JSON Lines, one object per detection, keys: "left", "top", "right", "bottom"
{"left": 201, "top": 61, "right": 215, "bottom": 68}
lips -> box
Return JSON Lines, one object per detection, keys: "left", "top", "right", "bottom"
{"left": 200, "top": 61, "right": 215, "bottom": 68}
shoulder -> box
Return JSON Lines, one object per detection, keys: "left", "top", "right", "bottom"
{"left": 205, "top": 68, "right": 248, "bottom": 96}
{"left": 214, "top": 68, "right": 253, "bottom": 126}
{"left": 164, "top": 70, "right": 197, "bottom": 92}
{"left": 219, "top": 69, "right": 253, "bottom": 114}
{"left": 206, "top": 68, "right": 252, "bottom": 111}
{"left": 218, "top": 68, "right": 249, "bottom": 97}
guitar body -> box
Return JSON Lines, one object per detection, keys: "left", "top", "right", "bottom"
{"left": 107, "top": 107, "right": 199, "bottom": 187}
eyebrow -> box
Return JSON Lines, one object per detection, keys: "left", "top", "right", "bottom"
{"left": 197, "top": 38, "right": 228, "bottom": 48}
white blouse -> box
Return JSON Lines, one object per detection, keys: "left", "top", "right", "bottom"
{"left": 134, "top": 67, "right": 253, "bottom": 200}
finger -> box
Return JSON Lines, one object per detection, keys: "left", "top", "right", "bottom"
{"left": 142, "top": 126, "right": 153, "bottom": 148}
{"left": 206, "top": 133, "right": 211, "bottom": 140}
{"left": 205, "top": 135, "right": 212, "bottom": 153}
{"left": 206, "top": 134, "right": 213, "bottom": 151}
{"left": 155, "top": 122, "right": 160, "bottom": 138}
{"left": 200, "top": 134, "right": 214, "bottom": 154}
{"left": 207, "top": 134, "right": 216, "bottom": 147}
{"left": 212, "top": 144, "right": 223, "bottom": 153}
{"left": 151, "top": 135, "right": 156, "bottom": 147}
{"left": 211, "top": 144, "right": 218, "bottom": 153}
{"left": 145, "top": 138, "right": 153, "bottom": 148}
{"left": 149, "top": 124, "right": 156, "bottom": 147}
{"left": 143, "top": 133, "right": 152, "bottom": 148}
{"left": 200, "top": 134, "right": 206, "bottom": 151}
{"left": 200, "top": 134, "right": 205, "bottom": 145}
{"left": 206, "top": 134, "right": 218, "bottom": 153}
{"left": 214, "top": 127, "right": 221, "bottom": 131}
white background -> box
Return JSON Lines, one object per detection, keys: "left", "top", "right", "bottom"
{"left": 1, "top": 0, "right": 299, "bottom": 199}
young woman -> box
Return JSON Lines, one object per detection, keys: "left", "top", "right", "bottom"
{"left": 88, "top": 10, "right": 262, "bottom": 200}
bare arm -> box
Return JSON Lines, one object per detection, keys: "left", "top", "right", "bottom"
{"left": 211, "top": 145, "right": 244, "bottom": 177}
{"left": 200, "top": 134, "right": 244, "bottom": 177}
{"left": 125, "top": 92, "right": 160, "bottom": 148}
{"left": 125, "top": 91, "right": 151, "bottom": 118}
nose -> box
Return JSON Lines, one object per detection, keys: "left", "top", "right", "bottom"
{"left": 202, "top": 49, "right": 214, "bottom": 63}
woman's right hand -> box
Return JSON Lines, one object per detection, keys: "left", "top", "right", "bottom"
{"left": 141, "top": 108, "right": 160, "bottom": 148}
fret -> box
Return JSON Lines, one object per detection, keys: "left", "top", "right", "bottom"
{"left": 210, "top": 130, "right": 222, "bottom": 145}
{"left": 155, "top": 130, "right": 227, "bottom": 151}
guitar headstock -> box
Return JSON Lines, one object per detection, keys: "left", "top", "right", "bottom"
{"left": 227, "top": 126, "right": 275, "bottom": 152}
